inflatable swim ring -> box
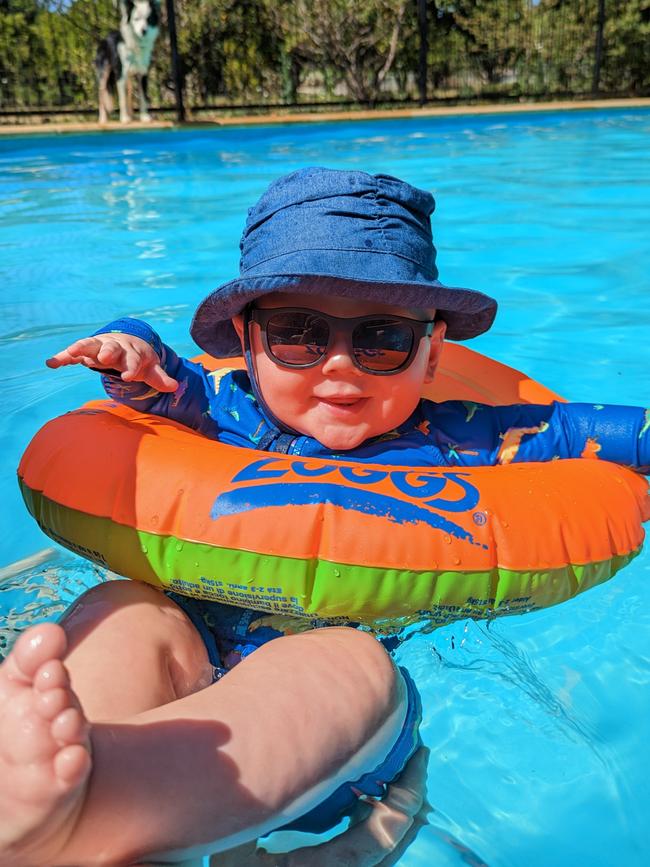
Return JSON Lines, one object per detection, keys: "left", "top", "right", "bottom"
{"left": 18, "top": 344, "right": 649, "bottom": 630}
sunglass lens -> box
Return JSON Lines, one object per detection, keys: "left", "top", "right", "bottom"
{"left": 266, "top": 311, "right": 329, "bottom": 365}
{"left": 352, "top": 319, "right": 414, "bottom": 371}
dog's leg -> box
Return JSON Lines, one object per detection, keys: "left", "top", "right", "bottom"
{"left": 117, "top": 74, "right": 130, "bottom": 123}
{"left": 97, "top": 67, "right": 113, "bottom": 124}
{"left": 127, "top": 75, "right": 135, "bottom": 122}
{"left": 137, "top": 73, "right": 152, "bottom": 122}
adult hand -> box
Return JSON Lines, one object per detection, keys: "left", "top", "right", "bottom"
{"left": 215, "top": 746, "right": 431, "bottom": 867}
{"left": 46, "top": 332, "right": 178, "bottom": 392}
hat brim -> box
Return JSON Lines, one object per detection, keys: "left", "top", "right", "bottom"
{"left": 190, "top": 273, "right": 497, "bottom": 357}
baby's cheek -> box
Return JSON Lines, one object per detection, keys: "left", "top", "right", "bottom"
{"left": 384, "top": 382, "right": 422, "bottom": 421}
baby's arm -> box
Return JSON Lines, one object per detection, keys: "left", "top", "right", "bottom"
{"left": 46, "top": 318, "right": 217, "bottom": 437}
{"left": 424, "top": 400, "right": 650, "bottom": 471}
{"left": 492, "top": 401, "right": 650, "bottom": 470}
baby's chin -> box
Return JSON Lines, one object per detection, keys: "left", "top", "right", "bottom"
{"left": 302, "top": 423, "right": 372, "bottom": 453}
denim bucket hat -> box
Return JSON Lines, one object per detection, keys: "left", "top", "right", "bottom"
{"left": 191, "top": 167, "right": 497, "bottom": 357}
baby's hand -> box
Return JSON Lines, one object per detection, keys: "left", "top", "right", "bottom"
{"left": 46, "top": 333, "right": 178, "bottom": 393}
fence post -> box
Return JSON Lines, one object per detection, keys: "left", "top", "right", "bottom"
{"left": 417, "top": 0, "right": 428, "bottom": 105}
{"left": 165, "top": 0, "right": 185, "bottom": 122}
{"left": 592, "top": 0, "right": 606, "bottom": 94}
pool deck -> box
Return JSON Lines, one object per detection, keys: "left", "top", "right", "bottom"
{"left": 1, "top": 97, "right": 650, "bottom": 136}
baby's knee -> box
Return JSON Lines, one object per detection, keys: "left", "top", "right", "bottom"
{"left": 60, "top": 580, "right": 171, "bottom": 634}
{"left": 59, "top": 581, "right": 212, "bottom": 715}
{"left": 60, "top": 581, "right": 209, "bottom": 678}
{"left": 297, "top": 626, "right": 401, "bottom": 713}
{"left": 63, "top": 579, "right": 195, "bottom": 620}
{"left": 320, "top": 625, "right": 393, "bottom": 669}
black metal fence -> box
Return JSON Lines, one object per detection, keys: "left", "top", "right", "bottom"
{"left": 0, "top": 0, "right": 648, "bottom": 122}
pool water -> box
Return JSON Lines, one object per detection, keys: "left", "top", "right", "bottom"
{"left": 1, "top": 108, "right": 649, "bottom": 865}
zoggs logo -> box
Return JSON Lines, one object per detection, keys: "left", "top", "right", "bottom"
{"left": 211, "top": 457, "right": 483, "bottom": 544}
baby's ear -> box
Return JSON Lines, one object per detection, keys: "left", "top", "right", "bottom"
{"left": 424, "top": 320, "right": 446, "bottom": 383}
{"left": 232, "top": 314, "right": 245, "bottom": 351}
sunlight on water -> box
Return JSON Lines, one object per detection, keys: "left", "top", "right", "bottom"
{"left": 0, "top": 550, "right": 116, "bottom": 661}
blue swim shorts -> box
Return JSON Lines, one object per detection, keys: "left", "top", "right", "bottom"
{"left": 167, "top": 594, "right": 422, "bottom": 835}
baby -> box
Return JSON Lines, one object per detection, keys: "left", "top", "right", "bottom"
{"left": 2, "top": 167, "right": 648, "bottom": 866}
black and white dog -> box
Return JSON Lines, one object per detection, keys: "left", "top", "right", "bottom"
{"left": 96, "top": 1, "right": 160, "bottom": 123}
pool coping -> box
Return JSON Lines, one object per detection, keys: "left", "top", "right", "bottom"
{"left": 1, "top": 96, "right": 650, "bottom": 136}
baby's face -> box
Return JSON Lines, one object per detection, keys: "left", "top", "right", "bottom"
{"left": 233, "top": 292, "right": 446, "bottom": 451}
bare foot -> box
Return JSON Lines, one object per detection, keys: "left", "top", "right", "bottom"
{"left": 0, "top": 622, "right": 91, "bottom": 866}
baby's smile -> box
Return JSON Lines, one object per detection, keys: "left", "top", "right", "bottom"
{"left": 314, "top": 394, "right": 370, "bottom": 422}
{"left": 314, "top": 391, "right": 368, "bottom": 406}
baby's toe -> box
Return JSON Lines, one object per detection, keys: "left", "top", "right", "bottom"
{"left": 51, "top": 707, "right": 88, "bottom": 748}
{"left": 34, "top": 658, "right": 70, "bottom": 693}
{"left": 12, "top": 624, "right": 67, "bottom": 683}
{"left": 36, "top": 687, "right": 73, "bottom": 723}
{"left": 53, "top": 743, "right": 91, "bottom": 787}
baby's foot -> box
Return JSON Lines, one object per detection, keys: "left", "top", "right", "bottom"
{"left": 0, "top": 622, "right": 91, "bottom": 866}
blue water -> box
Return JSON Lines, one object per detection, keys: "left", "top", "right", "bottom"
{"left": 1, "top": 108, "right": 649, "bottom": 865}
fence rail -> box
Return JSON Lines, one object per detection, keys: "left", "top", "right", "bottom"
{"left": 0, "top": 1, "right": 648, "bottom": 122}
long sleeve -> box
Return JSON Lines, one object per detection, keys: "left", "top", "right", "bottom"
{"left": 419, "top": 399, "right": 650, "bottom": 472}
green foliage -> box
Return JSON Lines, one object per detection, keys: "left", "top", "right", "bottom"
{"left": 1, "top": 0, "right": 122, "bottom": 108}
{"left": 177, "top": 0, "right": 281, "bottom": 103}
{"left": 263, "top": 0, "right": 413, "bottom": 103}
{"left": 0, "top": 7, "right": 41, "bottom": 107}
{"left": 526, "top": 0, "right": 599, "bottom": 94}
{"left": 601, "top": 0, "right": 650, "bottom": 92}
{"left": 0, "top": 0, "right": 648, "bottom": 113}
{"left": 438, "top": 0, "right": 532, "bottom": 86}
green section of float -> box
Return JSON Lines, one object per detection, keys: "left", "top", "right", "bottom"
{"left": 20, "top": 483, "right": 640, "bottom": 629}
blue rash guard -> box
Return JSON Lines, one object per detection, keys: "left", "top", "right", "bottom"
{"left": 95, "top": 317, "right": 650, "bottom": 473}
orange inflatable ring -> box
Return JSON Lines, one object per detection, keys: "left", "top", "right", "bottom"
{"left": 18, "top": 344, "right": 650, "bottom": 630}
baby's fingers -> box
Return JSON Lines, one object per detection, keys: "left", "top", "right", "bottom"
{"left": 118, "top": 345, "right": 154, "bottom": 383}
{"left": 118, "top": 347, "right": 177, "bottom": 393}
{"left": 95, "top": 340, "right": 127, "bottom": 369}
{"left": 142, "top": 362, "right": 178, "bottom": 393}
{"left": 47, "top": 332, "right": 177, "bottom": 393}
{"left": 46, "top": 337, "right": 107, "bottom": 369}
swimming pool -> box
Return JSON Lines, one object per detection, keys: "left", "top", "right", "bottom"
{"left": 1, "top": 107, "right": 649, "bottom": 865}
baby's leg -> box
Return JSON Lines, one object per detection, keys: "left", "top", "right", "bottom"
{"left": 1, "top": 598, "right": 403, "bottom": 866}
{"left": 72, "top": 626, "right": 404, "bottom": 865}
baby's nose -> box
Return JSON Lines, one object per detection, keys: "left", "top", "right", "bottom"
{"left": 320, "top": 334, "right": 363, "bottom": 376}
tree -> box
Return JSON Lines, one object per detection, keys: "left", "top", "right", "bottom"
{"left": 265, "top": 0, "right": 411, "bottom": 105}
{"left": 601, "top": 0, "right": 650, "bottom": 93}
{"left": 0, "top": 2, "right": 43, "bottom": 107}
{"left": 175, "top": 0, "right": 281, "bottom": 104}
{"left": 432, "top": 0, "right": 533, "bottom": 89}
{"left": 531, "top": 0, "right": 598, "bottom": 94}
